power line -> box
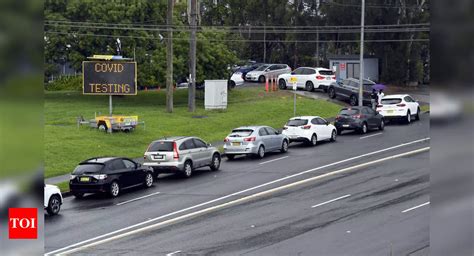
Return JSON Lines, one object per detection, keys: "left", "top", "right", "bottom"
{"left": 322, "top": 0, "right": 427, "bottom": 9}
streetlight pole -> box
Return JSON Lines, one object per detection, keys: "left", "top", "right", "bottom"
{"left": 358, "top": 0, "right": 365, "bottom": 107}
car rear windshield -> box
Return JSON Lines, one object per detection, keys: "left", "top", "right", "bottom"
{"left": 230, "top": 129, "right": 254, "bottom": 137}
{"left": 318, "top": 70, "right": 334, "bottom": 76}
{"left": 381, "top": 98, "right": 402, "bottom": 105}
{"left": 148, "top": 141, "right": 174, "bottom": 152}
{"left": 287, "top": 119, "right": 308, "bottom": 126}
{"left": 73, "top": 163, "right": 104, "bottom": 174}
{"left": 339, "top": 109, "right": 360, "bottom": 115}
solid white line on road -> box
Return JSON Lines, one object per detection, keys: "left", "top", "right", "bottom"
{"left": 45, "top": 138, "right": 429, "bottom": 256}
{"left": 259, "top": 156, "right": 289, "bottom": 165}
{"left": 166, "top": 250, "right": 181, "bottom": 256}
{"left": 402, "top": 202, "right": 430, "bottom": 213}
{"left": 360, "top": 133, "right": 383, "bottom": 139}
{"left": 116, "top": 192, "right": 161, "bottom": 206}
{"left": 311, "top": 194, "right": 351, "bottom": 208}
{"left": 52, "top": 147, "right": 429, "bottom": 255}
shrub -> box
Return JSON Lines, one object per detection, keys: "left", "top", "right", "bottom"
{"left": 45, "top": 76, "right": 82, "bottom": 91}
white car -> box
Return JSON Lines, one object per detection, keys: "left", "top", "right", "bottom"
{"left": 228, "top": 72, "right": 245, "bottom": 88}
{"left": 282, "top": 116, "right": 337, "bottom": 146}
{"left": 278, "top": 67, "right": 336, "bottom": 92}
{"left": 245, "top": 64, "right": 291, "bottom": 83}
{"left": 376, "top": 94, "right": 421, "bottom": 124}
{"left": 44, "top": 184, "right": 63, "bottom": 216}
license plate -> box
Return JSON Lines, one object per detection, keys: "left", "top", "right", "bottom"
{"left": 387, "top": 110, "right": 394, "bottom": 114}
{"left": 153, "top": 155, "right": 164, "bottom": 160}
{"left": 80, "top": 177, "right": 90, "bottom": 182}
{"left": 326, "top": 77, "right": 331, "bottom": 80}
{"left": 343, "top": 124, "right": 350, "bottom": 127}
{"left": 232, "top": 142, "right": 241, "bottom": 146}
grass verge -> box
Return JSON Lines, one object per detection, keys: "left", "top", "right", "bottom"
{"left": 45, "top": 87, "right": 342, "bottom": 178}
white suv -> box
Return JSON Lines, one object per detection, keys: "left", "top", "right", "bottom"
{"left": 282, "top": 116, "right": 337, "bottom": 146}
{"left": 377, "top": 94, "right": 421, "bottom": 124}
{"left": 44, "top": 184, "right": 63, "bottom": 216}
{"left": 278, "top": 67, "right": 336, "bottom": 92}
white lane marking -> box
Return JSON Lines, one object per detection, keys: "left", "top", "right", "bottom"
{"left": 116, "top": 192, "right": 161, "bottom": 206}
{"left": 259, "top": 156, "right": 289, "bottom": 165}
{"left": 360, "top": 133, "right": 383, "bottom": 139}
{"left": 166, "top": 250, "right": 181, "bottom": 256}
{"left": 311, "top": 194, "right": 351, "bottom": 208}
{"left": 52, "top": 147, "right": 429, "bottom": 255}
{"left": 402, "top": 201, "right": 430, "bottom": 213}
{"left": 45, "top": 138, "right": 429, "bottom": 256}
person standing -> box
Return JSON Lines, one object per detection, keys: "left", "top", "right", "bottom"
{"left": 370, "top": 89, "right": 378, "bottom": 110}
{"left": 377, "top": 89, "right": 385, "bottom": 104}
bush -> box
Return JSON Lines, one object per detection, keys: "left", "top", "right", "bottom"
{"left": 45, "top": 76, "right": 82, "bottom": 91}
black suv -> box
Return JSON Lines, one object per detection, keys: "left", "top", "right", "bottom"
{"left": 328, "top": 78, "right": 375, "bottom": 106}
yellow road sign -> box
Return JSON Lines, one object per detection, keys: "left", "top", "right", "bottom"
{"left": 289, "top": 76, "right": 297, "bottom": 83}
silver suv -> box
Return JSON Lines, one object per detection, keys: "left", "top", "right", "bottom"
{"left": 223, "top": 126, "right": 289, "bottom": 160}
{"left": 143, "top": 136, "right": 221, "bottom": 178}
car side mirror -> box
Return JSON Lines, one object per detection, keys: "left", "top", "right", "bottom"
{"left": 207, "top": 143, "right": 212, "bottom": 147}
{"left": 135, "top": 163, "right": 141, "bottom": 169}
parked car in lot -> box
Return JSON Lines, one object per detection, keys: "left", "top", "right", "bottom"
{"left": 328, "top": 78, "right": 375, "bottom": 106}
{"left": 44, "top": 184, "right": 63, "bottom": 215}
{"left": 235, "top": 62, "right": 263, "bottom": 80}
{"left": 143, "top": 137, "right": 221, "bottom": 178}
{"left": 282, "top": 116, "right": 337, "bottom": 146}
{"left": 245, "top": 64, "right": 291, "bottom": 83}
{"left": 228, "top": 72, "right": 245, "bottom": 89}
{"left": 334, "top": 106, "right": 385, "bottom": 134}
{"left": 278, "top": 67, "right": 336, "bottom": 92}
{"left": 69, "top": 157, "right": 154, "bottom": 198}
{"left": 376, "top": 94, "right": 421, "bottom": 124}
{"left": 223, "top": 126, "right": 289, "bottom": 159}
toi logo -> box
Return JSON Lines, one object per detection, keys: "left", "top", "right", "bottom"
{"left": 9, "top": 208, "right": 38, "bottom": 239}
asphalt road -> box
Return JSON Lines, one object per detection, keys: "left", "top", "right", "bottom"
{"left": 45, "top": 114, "right": 430, "bottom": 256}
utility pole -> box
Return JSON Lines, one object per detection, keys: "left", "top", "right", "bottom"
{"left": 166, "top": 0, "right": 174, "bottom": 113}
{"left": 358, "top": 0, "right": 365, "bottom": 107}
{"left": 316, "top": 30, "right": 320, "bottom": 67}
{"left": 188, "top": 0, "right": 197, "bottom": 112}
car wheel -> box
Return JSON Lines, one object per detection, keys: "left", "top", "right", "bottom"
{"left": 280, "top": 140, "right": 289, "bottom": 153}
{"left": 257, "top": 145, "right": 265, "bottom": 159}
{"left": 226, "top": 154, "right": 235, "bottom": 161}
{"left": 360, "top": 122, "right": 368, "bottom": 134}
{"left": 330, "top": 130, "right": 337, "bottom": 142}
{"left": 258, "top": 75, "right": 266, "bottom": 83}
{"left": 415, "top": 107, "right": 421, "bottom": 121}
{"left": 306, "top": 81, "right": 314, "bottom": 92}
{"left": 98, "top": 122, "right": 108, "bottom": 132}
{"left": 379, "top": 119, "right": 385, "bottom": 130}
{"left": 228, "top": 80, "right": 236, "bottom": 90}
{"left": 350, "top": 95, "right": 358, "bottom": 106}
{"left": 46, "top": 195, "right": 61, "bottom": 215}
{"left": 210, "top": 154, "right": 221, "bottom": 171}
{"left": 182, "top": 161, "right": 193, "bottom": 178}
{"left": 310, "top": 134, "right": 317, "bottom": 146}
{"left": 328, "top": 87, "right": 336, "bottom": 98}
{"left": 73, "top": 192, "right": 84, "bottom": 199}
{"left": 144, "top": 172, "right": 153, "bottom": 188}
{"left": 406, "top": 111, "right": 412, "bottom": 124}
{"left": 109, "top": 181, "right": 120, "bottom": 197}
{"left": 279, "top": 79, "right": 287, "bottom": 89}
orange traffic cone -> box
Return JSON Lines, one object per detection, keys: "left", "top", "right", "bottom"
{"left": 265, "top": 77, "right": 269, "bottom": 92}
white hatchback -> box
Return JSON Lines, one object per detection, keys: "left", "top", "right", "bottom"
{"left": 377, "top": 94, "right": 421, "bottom": 124}
{"left": 44, "top": 184, "right": 63, "bottom": 216}
{"left": 282, "top": 116, "right": 337, "bottom": 146}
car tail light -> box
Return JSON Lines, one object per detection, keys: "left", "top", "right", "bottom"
{"left": 92, "top": 174, "right": 107, "bottom": 180}
{"left": 352, "top": 114, "right": 362, "bottom": 119}
{"left": 282, "top": 126, "right": 288, "bottom": 130}
{"left": 332, "top": 76, "right": 336, "bottom": 79}
{"left": 144, "top": 155, "right": 147, "bottom": 160}
{"left": 224, "top": 138, "right": 229, "bottom": 142}
{"left": 397, "top": 103, "right": 406, "bottom": 107}
{"left": 244, "top": 137, "right": 256, "bottom": 142}
{"left": 173, "top": 142, "right": 179, "bottom": 160}
{"left": 316, "top": 76, "right": 324, "bottom": 80}
{"left": 301, "top": 125, "right": 311, "bottom": 129}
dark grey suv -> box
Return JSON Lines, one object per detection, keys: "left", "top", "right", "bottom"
{"left": 328, "top": 78, "right": 375, "bottom": 106}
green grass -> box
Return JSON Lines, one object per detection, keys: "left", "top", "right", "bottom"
{"left": 56, "top": 181, "right": 70, "bottom": 193}
{"left": 45, "top": 88, "right": 342, "bottom": 178}
{"left": 420, "top": 104, "right": 430, "bottom": 112}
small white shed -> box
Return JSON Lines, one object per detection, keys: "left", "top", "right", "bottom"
{"left": 204, "top": 80, "right": 228, "bottom": 110}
